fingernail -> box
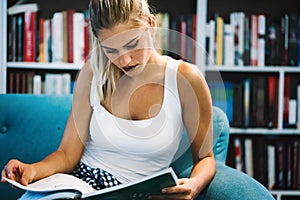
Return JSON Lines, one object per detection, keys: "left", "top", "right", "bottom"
{"left": 161, "top": 189, "right": 167, "bottom": 193}
{"left": 7, "top": 173, "right": 11, "bottom": 177}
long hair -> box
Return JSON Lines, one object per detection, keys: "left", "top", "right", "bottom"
{"left": 88, "top": 0, "right": 152, "bottom": 104}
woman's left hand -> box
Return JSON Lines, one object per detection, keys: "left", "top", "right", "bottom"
{"left": 148, "top": 178, "right": 200, "bottom": 200}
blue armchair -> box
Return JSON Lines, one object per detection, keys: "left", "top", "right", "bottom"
{"left": 0, "top": 94, "right": 274, "bottom": 199}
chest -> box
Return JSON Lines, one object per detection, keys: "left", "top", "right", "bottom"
{"left": 103, "top": 83, "right": 164, "bottom": 120}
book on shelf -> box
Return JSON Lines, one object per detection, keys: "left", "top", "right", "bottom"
{"left": 267, "top": 144, "right": 276, "bottom": 190}
{"left": 230, "top": 12, "right": 245, "bottom": 66}
{"left": 7, "top": 3, "right": 38, "bottom": 62}
{"left": 4, "top": 167, "right": 178, "bottom": 200}
{"left": 257, "top": 14, "right": 266, "bottom": 67}
{"left": 287, "top": 14, "right": 299, "bottom": 66}
{"left": 215, "top": 16, "right": 224, "bottom": 66}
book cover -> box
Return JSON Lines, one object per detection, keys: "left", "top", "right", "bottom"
{"left": 5, "top": 167, "right": 178, "bottom": 200}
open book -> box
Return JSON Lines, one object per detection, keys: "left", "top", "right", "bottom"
{"left": 4, "top": 167, "right": 178, "bottom": 200}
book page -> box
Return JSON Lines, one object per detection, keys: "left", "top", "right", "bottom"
{"left": 4, "top": 173, "right": 95, "bottom": 194}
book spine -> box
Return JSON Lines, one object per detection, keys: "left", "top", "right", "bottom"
{"left": 298, "top": 85, "right": 300, "bottom": 130}
{"left": 216, "top": 17, "right": 224, "bottom": 65}
{"left": 283, "top": 75, "right": 290, "bottom": 128}
{"left": 288, "top": 14, "right": 299, "bottom": 66}
{"left": 39, "top": 18, "right": 45, "bottom": 62}
{"left": 267, "top": 144, "right": 276, "bottom": 190}
{"left": 17, "top": 14, "right": 23, "bottom": 61}
{"left": 244, "top": 138, "right": 254, "bottom": 177}
{"left": 224, "top": 23, "right": 234, "bottom": 66}
{"left": 281, "top": 15, "right": 289, "bottom": 66}
{"left": 257, "top": 14, "right": 266, "bottom": 67}
{"left": 23, "top": 11, "right": 36, "bottom": 62}
{"left": 250, "top": 15, "right": 258, "bottom": 66}
{"left": 83, "top": 10, "right": 90, "bottom": 61}
{"left": 234, "top": 138, "right": 243, "bottom": 171}
{"left": 243, "top": 16, "right": 251, "bottom": 66}
{"left": 67, "top": 10, "right": 75, "bottom": 63}
{"left": 292, "top": 141, "right": 299, "bottom": 189}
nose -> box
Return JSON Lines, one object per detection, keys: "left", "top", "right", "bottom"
{"left": 118, "top": 53, "right": 132, "bottom": 67}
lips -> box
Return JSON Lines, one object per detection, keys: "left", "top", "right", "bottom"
{"left": 123, "top": 65, "right": 137, "bottom": 72}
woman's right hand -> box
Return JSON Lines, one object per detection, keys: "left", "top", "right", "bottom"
{"left": 1, "top": 159, "right": 36, "bottom": 186}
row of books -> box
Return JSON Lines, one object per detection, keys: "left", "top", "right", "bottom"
{"left": 7, "top": 3, "right": 90, "bottom": 64}
{"left": 8, "top": 71, "right": 75, "bottom": 94}
{"left": 155, "top": 12, "right": 197, "bottom": 64}
{"left": 228, "top": 136, "right": 300, "bottom": 190}
{"left": 205, "top": 12, "right": 300, "bottom": 67}
{"left": 208, "top": 76, "right": 278, "bottom": 128}
{"left": 208, "top": 76, "right": 300, "bottom": 129}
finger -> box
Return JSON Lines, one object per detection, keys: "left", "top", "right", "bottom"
{"left": 4, "top": 160, "right": 21, "bottom": 181}
{"left": 162, "top": 185, "right": 191, "bottom": 194}
{"left": 148, "top": 194, "right": 192, "bottom": 200}
{"left": 1, "top": 169, "right": 7, "bottom": 183}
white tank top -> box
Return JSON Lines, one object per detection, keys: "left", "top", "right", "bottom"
{"left": 80, "top": 57, "right": 184, "bottom": 183}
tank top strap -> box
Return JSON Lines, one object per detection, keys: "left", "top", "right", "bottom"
{"left": 164, "top": 57, "right": 181, "bottom": 99}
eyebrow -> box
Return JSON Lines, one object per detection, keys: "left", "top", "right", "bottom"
{"left": 101, "top": 35, "right": 140, "bottom": 50}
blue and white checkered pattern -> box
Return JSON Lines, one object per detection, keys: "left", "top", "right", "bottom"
{"left": 72, "top": 162, "right": 121, "bottom": 190}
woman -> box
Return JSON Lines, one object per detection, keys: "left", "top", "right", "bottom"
{"left": 1, "top": 0, "right": 215, "bottom": 199}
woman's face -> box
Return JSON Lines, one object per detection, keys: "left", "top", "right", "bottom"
{"left": 99, "top": 23, "right": 155, "bottom": 77}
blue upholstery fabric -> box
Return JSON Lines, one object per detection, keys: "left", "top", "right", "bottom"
{"left": 0, "top": 94, "right": 72, "bottom": 200}
{"left": 0, "top": 94, "right": 274, "bottom": 199}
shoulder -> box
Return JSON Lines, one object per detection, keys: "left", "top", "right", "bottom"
{"left": 176, "top": 61, "right": 211, "bottom": 108}
{"left": 177, "top": 61, "right": 208, "bottom": 93}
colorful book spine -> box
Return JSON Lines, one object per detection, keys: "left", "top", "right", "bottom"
{"left": 23, "top": 11, "right": 37, "bottom": 62}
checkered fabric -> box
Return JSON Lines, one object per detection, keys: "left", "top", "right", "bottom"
{"left": 72, "top": 162, "right": 121, "bottom": 190}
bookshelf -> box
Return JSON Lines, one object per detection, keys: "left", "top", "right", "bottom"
{"left": 2, "top": 0, "right": 90, "bottom": 94}
{"left": 1, "top": 0, "right": 300, "bottom": 199}
{"left": 202, "top": 0, "right": 300, "bottom": 199}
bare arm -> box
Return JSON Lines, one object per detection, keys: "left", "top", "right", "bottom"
{"left": 1, "top": 62, "right": 93, "bottom": 185}
{"left": 155, "top": 62, "right": 215, "bottom": 199}
{"left": 178, "top": 62, "right": 215, "bottom": 192}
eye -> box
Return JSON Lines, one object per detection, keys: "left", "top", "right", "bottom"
{"left": 126, "top": 40, "right": 139, "bottom": 50}
{"left": 105, "top": 49, "right": 118, "bottom": 54}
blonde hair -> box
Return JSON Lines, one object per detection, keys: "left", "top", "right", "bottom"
{"left": 88, "top": 0, "right": 153, "bottom": 104}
